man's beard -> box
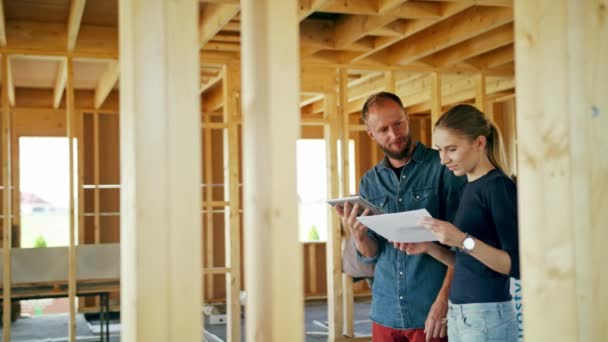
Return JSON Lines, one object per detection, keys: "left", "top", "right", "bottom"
{"left": 382, "top": 136, "right": 413, "bottom": 160}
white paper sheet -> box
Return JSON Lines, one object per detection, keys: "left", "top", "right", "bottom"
{"left": 356, "top": 209, "right": 437, "bottom": 243}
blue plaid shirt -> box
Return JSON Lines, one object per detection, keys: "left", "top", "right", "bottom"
{"left": 358, "top": 142, "right": 465, "bottom": 329}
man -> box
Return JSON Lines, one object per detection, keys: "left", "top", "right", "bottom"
{"left": 338, "top": 92, "right": 464, "bottom": 342}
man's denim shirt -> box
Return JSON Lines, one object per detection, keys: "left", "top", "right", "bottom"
{"left": 358, "top": 142, "right": 465, "bottom": 329}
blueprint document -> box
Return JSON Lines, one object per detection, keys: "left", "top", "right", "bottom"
{"left": 356, "top": 209, "right": 437, "bottom": 243}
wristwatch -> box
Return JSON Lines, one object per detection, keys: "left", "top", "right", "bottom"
{"left": 461, "top": 234, "right": 475, "bottom": 254}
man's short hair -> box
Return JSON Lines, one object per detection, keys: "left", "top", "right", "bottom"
{"left": 361, "top": 92, "right": 405, "bottom": 122}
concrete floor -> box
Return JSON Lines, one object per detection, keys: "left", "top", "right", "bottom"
{"left": 0, "top": 298, "right": 372, "bottom": 342}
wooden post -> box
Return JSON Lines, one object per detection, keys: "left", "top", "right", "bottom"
{"left": 203, "top": 115, "right": 215, "bottom": 301}
{"left": 515, "top": 0, "right": 607, "bottom": 340}
{"left": 430, "top": 72, "right": 442, "bottom": 145}
{"left": 66, "top": 57, "right": 77, "bottom": 342}
{"left": 93, "top": 111, "right": 100, "bottom": 244}
{"left": 384, "top": 71, "right": 396, "bottom": 93}
{"left": 475, "top": 73, "right": 488, "bottom": 115}
{"left": 338, "top": 68, "right": 355, "bottom": 337}
{"left": 240, "top": 0, "right": 303, "bottom": 339}
{"left": 325, "top": 92, "right": 344, "bottom": 341}
{"left": 222, "top": 63, "right": 241, "bottom": 342}
{"left": 1, "top": 53, "right": 12, "bottom": 342}
{"left": 119, "top": 1, "right": 202, "bottom": 340}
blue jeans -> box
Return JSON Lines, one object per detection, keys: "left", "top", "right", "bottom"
{"left": 447, "top": 301, "right": 518, "bottom": 342}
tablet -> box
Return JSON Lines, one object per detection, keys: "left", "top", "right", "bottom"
{"left": 327, "top": 196, "right": 385, "bottom": 215}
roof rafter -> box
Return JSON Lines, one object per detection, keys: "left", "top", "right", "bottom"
{"left": 422, "top": 23, "right": 513, "bottom": 68}
{"left": 348, "top": 1, "right": 473, "bottom": 63}
{"left": 94, "top": 60, "right": 119, "bottom": 109}
{"left": 385, "top": 6, "right": 513, "bottom": 65}
{"left": 52, "top": 59, "right": 67, "bottom": 108}
{"left": 199, "top": 3, "right": 240, "bottom": 48}
{"left": 334, "top": 14, "right": 397, "bottom": 49}
{"left": 67, "top": 0, "right": 87, "bottom": 51}
{"left": 0, "top": 0, "right": 6, "bottom": 47}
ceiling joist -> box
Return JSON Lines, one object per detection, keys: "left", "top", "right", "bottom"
{"left": 199, "top": 3, "right": 240, "bottom": 48}
{"left": 52, "top": 59, "right": 67, "bottom": 108}
{"left": 67, "top": 0, "right": 87, "bottom": 51}
{"left": 94, "top": 60, "right": 119, "bottom": 109}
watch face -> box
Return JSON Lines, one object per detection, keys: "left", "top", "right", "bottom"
{"left": 463, "top": 237, "right": 475, "bottom": 250}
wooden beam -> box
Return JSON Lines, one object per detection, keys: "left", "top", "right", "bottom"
{"left": 0, "top": 0, "right": 6, "bottom": 47}
{"left": 94, "top": 60, "right": 119, "bottom": 109}
{"left": 348, "top": 1, "right": 473, "bottom": 63}
{"left": 119, "top": 0, "right": 202, "bottom": 340}
{"left": 67, "top": 0, "right": 87, "bottom": 51}
{"left": 467, "top": 44, "right": 514, "bottom": 70}
{"left": 1, "top": 51, "right": 12, "bottom": 342}
{"left": 407, "top": 76, "right": 515, "bottom": 113}
{"left": 199, "top": 70, "right": 223, "bottom": 94}
{"left": 430, "top": 72, "right": 441, "bottom": 131}
{"left": 378, "top": 0, "right": 409, "bottom": 15}
{"left": 5, "top": 56, "right": 13, "bottom": 107}
{"left": 320, "top": 0, "right": 378, "bottom": 15}
{"left": 324, "top": 91, "right": 344, "bottom": 341}
{"left": 52, "top": 59, "right": 67, "bottom": 109}
{"left": 386, "top": 6, "right": 513, "bottom": 65}
{"left": 475, "top": 73, "right": 487, "bottom": 113}
{"left": 300, "top": 19, "right": 335, "bottom": 51}
{"left": 334, "top": 14, "right": 396, "bottom": 49}
{"left": 422, "top": 23, "right": 514, "bottom": 68}
{"left": 515, "top": 0, "right": 607, "bottom": 340}
{"left": 201, "top": 83, "right": 224, "bottom": 111}
{"left": 394, "top": 1, "right": 442, "bottom": 19}
{"left": 66, "top": 57, "right": 76, "bottom": 342}
{"left": 299, "top": 0, "right": 333, "bottom": 21}
{"left": 240, "top": 0, "right": 303, "bottom": 341}
{"left": 222, "top": 64, "right": 242, "bottom": 342}
{"left": 199, "top": 3, "right": 240, "bottom": 47}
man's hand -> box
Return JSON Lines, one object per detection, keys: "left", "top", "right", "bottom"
{"left": 424, "top": 297, "right": 448, "bottom": 341}
{"left": 336, "top": 202, "right": 378, "bottom": 258}
{"left": 336, "top": 202, "right": 370, "bottom": 242}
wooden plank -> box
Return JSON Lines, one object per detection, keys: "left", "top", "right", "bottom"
{"left": 299, "top": 0, "right": 333, "bottom": 21}
{"left": 1, "top": 53, "right": 12, "bottom": 342}
{"left": 203, "top": 115, "right": 215, "bottom": 300}
{"left": 241, "top": 1, "right": 303, "bottom": 340}
{"left": 324, "top": 92, "right": 344, "bottom": 341}
{"left": 378, "top": 0, "right": 409, "bottom": 14}
{"left": 430, "top": 72, "right": 441, "bottom": 129}
{"left": 0, "top": 0, "right": 5, "bottom": 47}
{"left": 94, "top": 60, "right": 119, "bottom": 109}
{"left": 342, "top": 274, "right": 354, "bottom": 337}
{"left": 423, "top": 23, "right": 514, "bottom": 68}
{"left": 385, "top": 71, "right": 396, "bottom": 93}
{"left": 5, "top": 56, "right": 13, "bottom": 107}
{"left": 309, "top": 244, "right": 318, "bottom": 294}
{"left": 475, "top": 73, "right": 487, "bottom": 113}
{"left": 93, "top": 111, "right": 100, "bottom": 244}
{"left": 222, "top": 64, "right": 241, "bottom": 342}
{"left": 348, "top": 1, "right": 473, "bottom": 63}
{"left": 67, "top": 0, "right": 87, "bottom": 51}
{"left": 467, "top": 44, "right": 514, "bottom": 70}
{"left": 199, "top": 3, "right": 240, "bottom": 47}
{"left": 334, "top": 15, "right": 396, "bottom": 49}
{"left": 65, "top": 57, "right": 77, "bottom": 342}
{"left": 515, "top": 0, "right": 607, "bottom": 341}
{"left": 119, "top": 1, "right": 202, "bottom": 340}
{"left": 386, "top": 6, "right": 513, "bottom": 65}
{"left": 52, "top": 59, "right": 67, "bottom": 109}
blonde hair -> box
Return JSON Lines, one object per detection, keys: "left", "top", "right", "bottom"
{"left": 435, "top": 104, "right": 509, "bottom": 175}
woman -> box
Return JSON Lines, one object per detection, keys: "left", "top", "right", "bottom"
{"left": 405, "top": 104, "right": 519, "bottom": 342}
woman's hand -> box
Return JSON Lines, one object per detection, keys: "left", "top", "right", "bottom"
{"left": 420, "top": 217, "right": 467, "bottom": 248}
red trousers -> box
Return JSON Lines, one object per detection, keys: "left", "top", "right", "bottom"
{"left": 372, "top": 323, "right": 448, "bottom": 342}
